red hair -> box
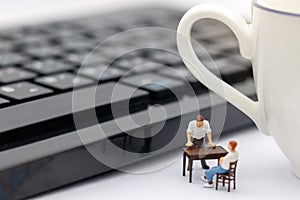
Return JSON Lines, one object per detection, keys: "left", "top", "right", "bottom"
{"left": 197, "top": 115, "right": 204, "bottom": 121}
{"left": 229, "top": 140, "right": 238, "bottom": 150}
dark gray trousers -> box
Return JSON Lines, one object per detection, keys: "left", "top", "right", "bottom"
{"left": 189, "top": 138, "right": 208, "bottom": 168}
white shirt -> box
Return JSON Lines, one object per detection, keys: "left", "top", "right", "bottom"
{"left": 221, "top": 151, "right": 239, "bottom": 170}
{"left": 186, "top": 120, "right": 211, "bottom": 139}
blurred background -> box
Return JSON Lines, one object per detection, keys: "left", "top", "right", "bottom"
{"left": 0, "top": 0, "right": 252, "bottom": 27}
{"left": 3, "top": 1, "right": 296, "bottom": 200}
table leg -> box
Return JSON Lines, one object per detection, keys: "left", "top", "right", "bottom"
{"left": 183, "top": 152, "right": 186, "bottom": 176}
{"left": 189, "top": 158, "right": 193, "bottom": 183}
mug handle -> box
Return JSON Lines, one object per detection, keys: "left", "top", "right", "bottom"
{"left": 177, "top": 4, "right": 270, "bottom": 135}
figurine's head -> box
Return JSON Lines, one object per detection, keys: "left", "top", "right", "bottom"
{"left": 196, "top": 115, "right": 204, "bottom": 127}
{"left": 228, "top": 140, "right": 238, "bottom": 152}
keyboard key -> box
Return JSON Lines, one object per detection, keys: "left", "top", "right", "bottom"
{"left": 0, "top": 27, "right": 25, "bottom": 40}
{"left": 0, "top": 40, "right": 13, "bottom": 52}
{"left": 0, "top": 53, "right": 28, "bottom": 66}
{"left": 226, "top": 55, "right": 252, "bottom": 68}
{"left": 0, "top": 82, "right": 150, "bottom": 143}
{"left": 192, "top": 19, "right": 232, "bottom": 38}
{"left": 114, "top": 57, "right": 146, "bottom": 69}
{"left": 64, "top": 40, "right": 95, "bottom": 52}
{"left": 14, "top": 40, "right": 50, "bottom": 52}
{"left": 60, "top": 37, "right": 97, "bottom": 53}
{"left": 0, "top": 97, "right": 9, "bottom": 105}
{"left": 214, "top": 57, "right": 252, "bottom": 84}
{"left": 148, "top": 50, "right": 184, "bottom": 66}
{"left": 23, "top": 59, "right": 74, "bottom": 74}
{"left": 21, "top": 27, "right": 48, "bottom": 36}
{"left": 65, "top": 53, "right": 109, "bottom": 67}
{"left": 129, "top": 63, "right": 166, "bottom": 73}
{"left": 161, "top": 67, "right": 207, "bottom": 95}
{"left": 78, "top": 66, "right": 125, "bottom": 82}
{"left": 25, "top": 46, "right": 64, "bottom": 59}
{"left": 100, "top": 45, "right": 130, "bottom": 59}
{"left": 202, "top": 34, "right": 239, "bottom": 54}
{"left": 35, "top": 73, "right": 95, "bottom": 90}
{"left": 0, "top": 67, "right": 37, "bottom": 83}
{"left": 115, "top": 57, "right": 165, "bottom": 73}
{"left": 120, "top": 73, "right": 185, "bottom": 104}
{"left": 51, "top": 33, "right": 88, "bottom": 43}
{"left": 0, "top": 82, "right": 52, "bottom": 100}
{"left": 205, "top": 42, "right": 239, "bottom": 55}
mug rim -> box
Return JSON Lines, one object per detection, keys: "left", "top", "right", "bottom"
{"left": 253, "top": 0, "right": 300, "bottom": 17}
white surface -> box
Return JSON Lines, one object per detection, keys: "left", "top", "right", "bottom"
{"left": 36, "top": 128, "right": 300, "bottom": 200}
{"left": 2, "top": 0, "right": 299, "bottom": 199}
{"left": 0, "top": 0, "right": 252, "bottom": 28}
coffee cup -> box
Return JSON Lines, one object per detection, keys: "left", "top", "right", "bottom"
{"left": 177, "top": 0, "right": 300, "bottom": 177}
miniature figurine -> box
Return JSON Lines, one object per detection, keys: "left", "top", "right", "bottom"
{"left": 186, "top": 115, "right": 216, "bottom": 169}
{"left": 201, "top": 140, "right": 239, "bottom": 188}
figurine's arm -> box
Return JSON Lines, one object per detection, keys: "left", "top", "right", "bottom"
{"left": 219, "top": 157, "right": 224, "bottom": 164}
{"left": 206, "top": 122, "right": 216, "bottom": 147}
{"left": 186, "top": 131, "right": 193, "bottom": 146}
{"left": 186, "top": 122, "right": 193, "bottom": 147}
{"left": 207, "top": 132, "right": 216, "bottom": 147}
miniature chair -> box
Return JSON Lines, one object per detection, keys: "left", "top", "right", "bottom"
{"left": 215, "top": 160, "right": 238, "bottom": 192}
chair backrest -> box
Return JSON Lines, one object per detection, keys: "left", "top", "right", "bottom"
{"left": 228, "top": 160, "right": 238, "bottom": 177}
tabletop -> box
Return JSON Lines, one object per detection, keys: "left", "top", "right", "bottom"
{"left": 183, "top": 146, "right": 228, "bottom": 159}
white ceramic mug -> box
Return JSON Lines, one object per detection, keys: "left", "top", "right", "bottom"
{"left": 177, "top": 0, "right": 300, "bottom": 177}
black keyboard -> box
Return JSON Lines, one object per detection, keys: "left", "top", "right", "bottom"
{"left": 0, "top": 7, "right": 255, "bottom": 200}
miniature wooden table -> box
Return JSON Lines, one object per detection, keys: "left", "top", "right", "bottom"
{"left": 182, "top": 146, "right": 228, "bottom": 183}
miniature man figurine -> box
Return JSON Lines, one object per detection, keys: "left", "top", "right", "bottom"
{"left": 201, "top": 140, "right": 239, "bottom": 188}
{"left": 186, "top": 115, "right": 216, "bottom": 169}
